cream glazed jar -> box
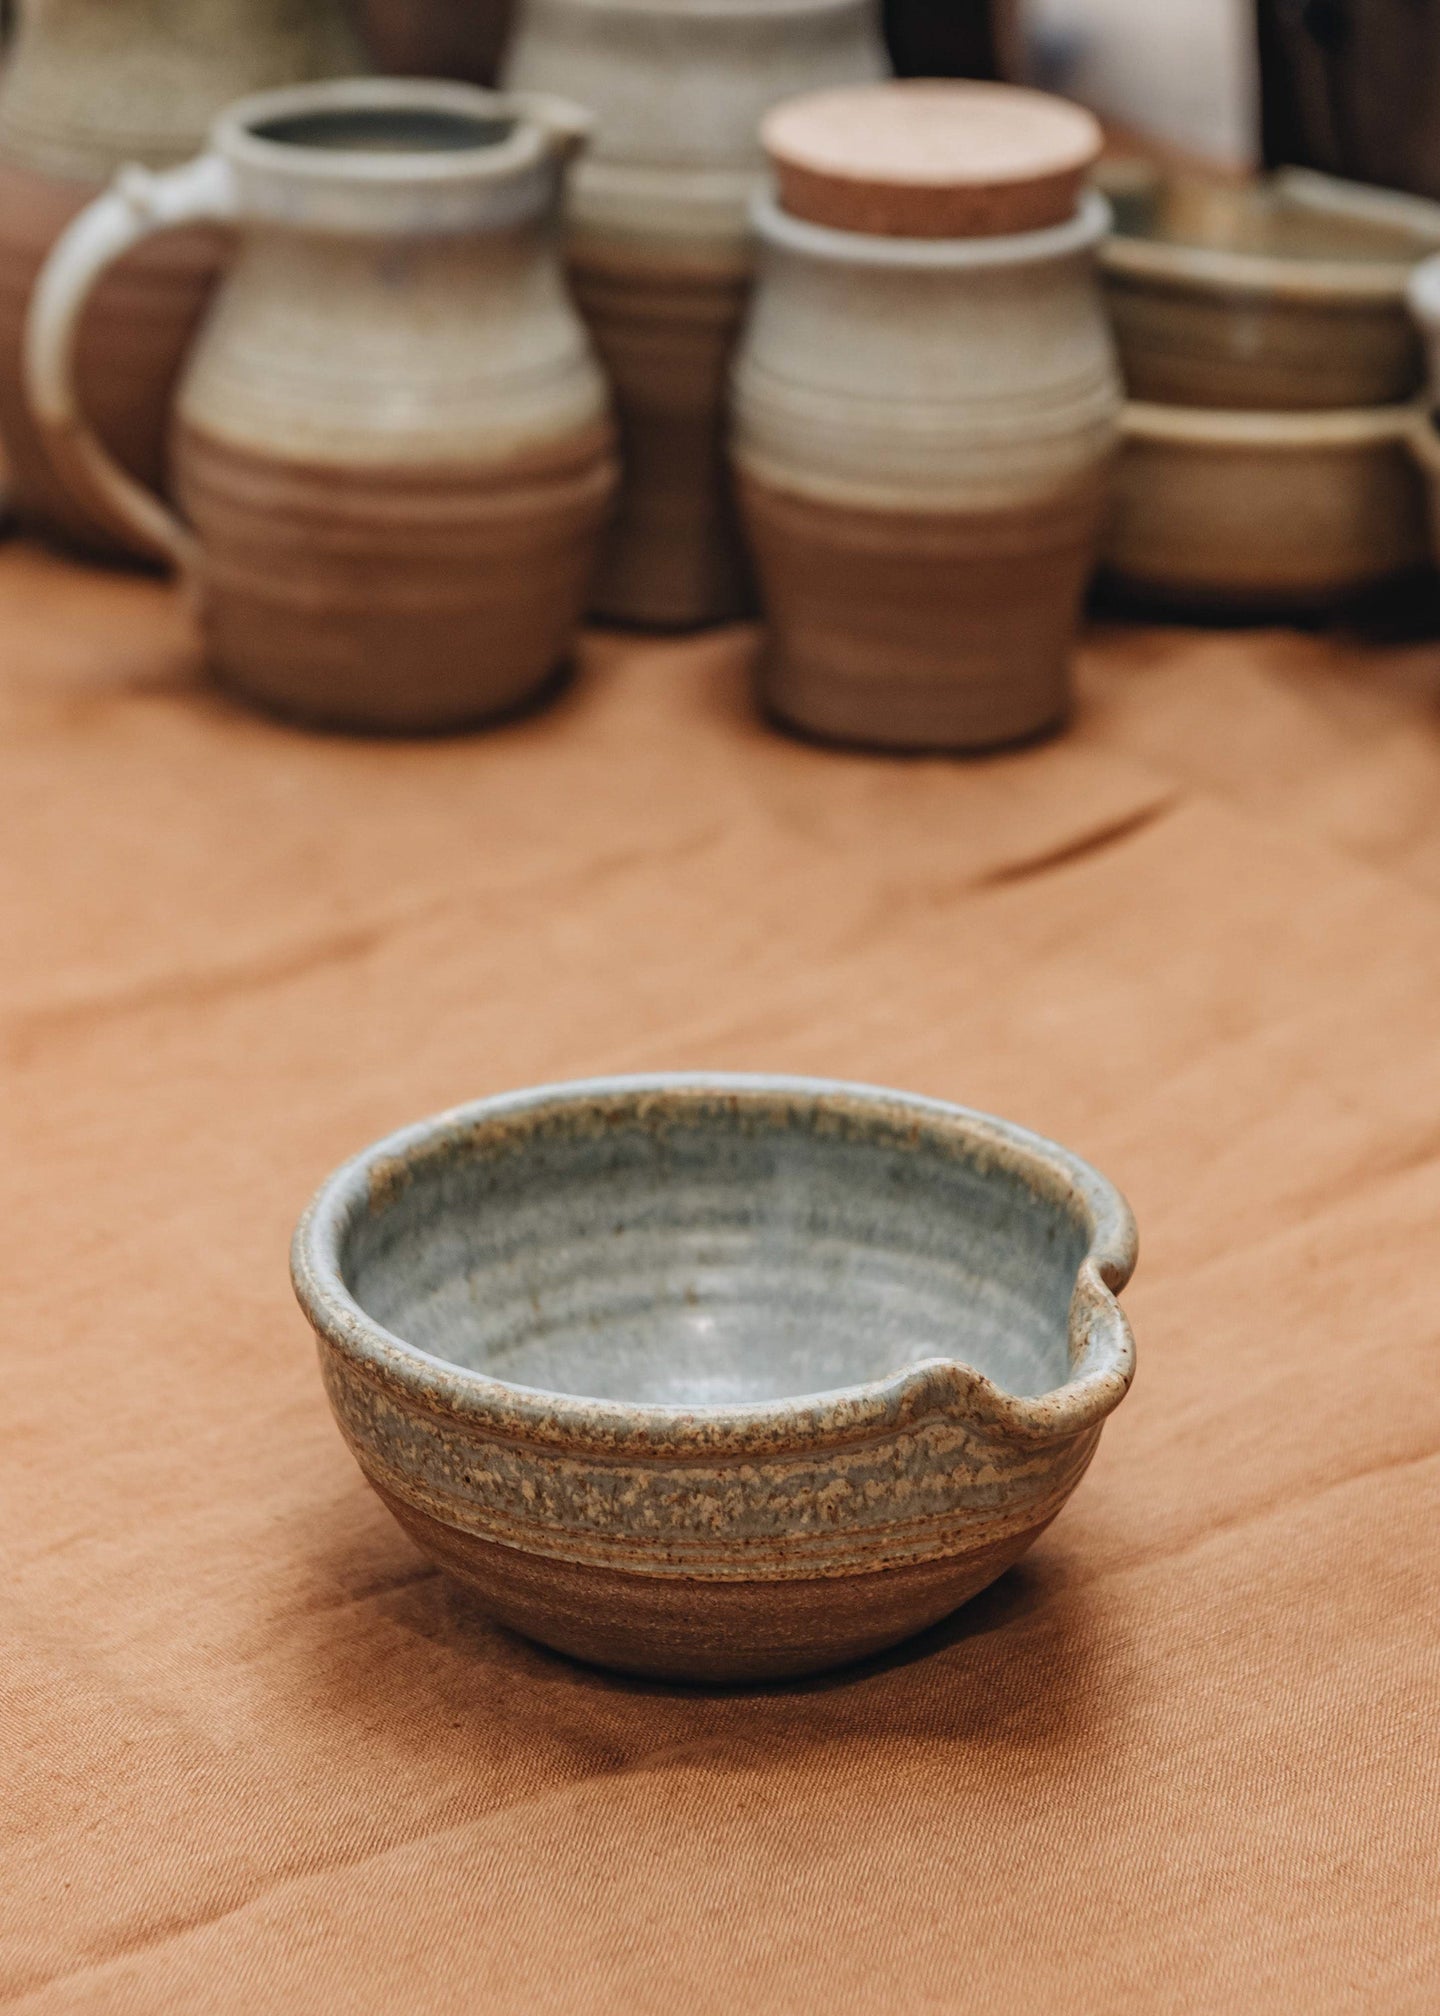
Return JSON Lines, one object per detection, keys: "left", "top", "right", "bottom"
{"left": 505, "top": 0, "right": 888, "bottom": 628}
{"left": 732, "top": 82, "right": 1120, "bottom": 751}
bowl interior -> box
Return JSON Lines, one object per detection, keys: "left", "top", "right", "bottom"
{"left": 338, "top": 1098, "right": 1090, "bottom": 1408}
{"left": 1109, "top": 172, "right": 1436, "bottom": 267}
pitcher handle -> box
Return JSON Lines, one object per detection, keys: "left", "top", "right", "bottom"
{"left": 24, "top": 152, "right": 240, "bottom": 568}
{"left": 500, "top": 91, "right": 594, "bottom": 166}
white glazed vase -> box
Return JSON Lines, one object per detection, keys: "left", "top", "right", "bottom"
{"left": 732, "top": 190, "right": 1121, "bottom": 750}
{"left": 25, "top": 80, "right": 617, "bottom": 733}
{"left": 505, "top": 0, "right": 889, "bottom": 627}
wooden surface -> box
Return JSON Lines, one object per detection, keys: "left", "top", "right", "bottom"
{"left": 3, "top": 535, "right": 1439, "bottom": 2011}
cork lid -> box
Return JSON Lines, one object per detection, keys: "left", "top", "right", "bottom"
{"left": 761, "top": 81, "right": 1104, "bottom": 240}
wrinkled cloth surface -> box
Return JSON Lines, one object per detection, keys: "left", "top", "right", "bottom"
{"left": 3, "top": 538, "right": 1438, "bottom": 2012}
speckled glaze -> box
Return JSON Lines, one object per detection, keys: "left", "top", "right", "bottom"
{"left": 293, "top": 1075, "right": 1137, "bottom": 1682}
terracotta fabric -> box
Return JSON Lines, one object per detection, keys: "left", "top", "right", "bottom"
{"left": 3, "top": 537, "right": 1438, "bottom": 2011}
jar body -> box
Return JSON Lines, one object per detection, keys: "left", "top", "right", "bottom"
{"left": 505, "top": 0, "right": 888, "bottom": 626}
{"left": 173, "top": 214, "right": 616, "bottom": 730}
{"left": 0, "top": 0, "right": 363, "bottom": 555}
{"left": 732, "top": 193, "right": 1120, "bottom": 750}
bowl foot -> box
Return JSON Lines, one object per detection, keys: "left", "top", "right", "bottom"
{"left": 376, "top": 1485, "right": 1053, "bottom": 1684}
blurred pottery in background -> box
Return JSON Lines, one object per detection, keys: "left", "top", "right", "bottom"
{"left": 1102, "top": 167, "right": 1440, "bottom": 411}
{"left": 1103, "top": 400, "right": 1429, "bottom": 613}
{"left": 1389, "top": 251, "right": 1440, "bottom": 589}
{"left": 1403, "top": 414, "right": 1440, "bottom": 583}
{"left": 292, "top": 1075, "right": 1137, "bottom": 1683}
{"left": 733, "top": 81, "right": 1118, "bottom": 752}
{"left": 504, "top": 0, "right": 888, "bottom": 629}
{"left": 1404, "top": 247, "right": 1440, "bottom": 411}
{"left": 0, "top": 0, "right": 363, "bottom": 557}
{"left": 357, "top": 0, "right": 514, "bottom": 85}
{"left": 26, "top": 80, "right": 616, "bottom": 731}
{"left": 1257, "top": 0, "right": 1440, "bottom": 207}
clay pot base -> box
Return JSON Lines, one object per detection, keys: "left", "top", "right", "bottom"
{"left": 175, "top": 419, "right": 617, "bottom": 733}
{"left": 737, "top": 468, "right": 1107, "bottom": 753}
{"left": 570, "top": 248, "right": 755, "bottom": 628}
{"left": 378, "top": 1482, "right": 1055, "bottom": 1684}
{"left": 0, "top": 158, "right": 225, "bottom": 560}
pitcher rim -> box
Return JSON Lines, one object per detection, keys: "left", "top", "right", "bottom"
{"left": 210, "top": 76, "right": 587, "bottom": 190}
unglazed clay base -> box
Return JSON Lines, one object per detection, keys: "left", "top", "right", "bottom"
{"left": 176, "top": 419, "right": 617, "bottom": 732}
{"left": 380, "top": 1488, "right": 1056, "bottom": 1683}
{"left": 570, "top": 246, "right": 756, "bottom": 629}
{"left": 737, "top": 468, "right": 1108, "bottom": 752}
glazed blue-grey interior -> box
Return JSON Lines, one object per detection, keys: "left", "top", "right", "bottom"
{"left": 340, "top": 1106, "right": 1090, "bottom": 1407}
{"left": 250, "top": 106, "right": 516, "bottom": 153}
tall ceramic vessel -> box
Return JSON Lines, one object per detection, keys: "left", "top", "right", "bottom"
{"left": 733, "top": 83, "right": 1118, "bottom": 751}
{"left": 358, "top": 0, "right": 516, "bottom": 85}
{"left": 505, "top": 0, "right": 888, "bottom": 628}
{"left": 26, "top": 80, "right": 616, "bottom": 732}
{"left": 0, "top": 0, "right": 363, "bottom": 556}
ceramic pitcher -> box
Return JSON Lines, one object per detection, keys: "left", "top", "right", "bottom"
{"left": 26, "top": 79, "right": 617, "bottom": 733}
{"left": 0, "top": 0, "right": 364, "bottom": 556}
{"left": 732, "top": 82, "right": 1120, "bottom": 751}
{"left": 504, "top": 0, "right": 888, "bottom": 629}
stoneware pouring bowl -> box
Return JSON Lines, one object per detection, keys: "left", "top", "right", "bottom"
{"left": 292, "top": 1074, "right": 1138, "bottom": 1684}
{"left": 23, "top": 77, "right": 616, "bottom": 732}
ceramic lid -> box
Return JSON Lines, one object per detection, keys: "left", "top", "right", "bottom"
{"left": 761, "top": 81, "right": 1104, "bottom": 240}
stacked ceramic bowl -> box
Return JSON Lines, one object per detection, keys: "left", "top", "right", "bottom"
{"left": 1098, "top": 166, "right": 1440, "bottom": 612}
{"left": 1403, "top": 258, "right": 1440, "bottom": 574}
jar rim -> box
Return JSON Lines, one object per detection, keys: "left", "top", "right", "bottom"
{"left": 752, "top": 185, "right": 1112, "bottom": 269}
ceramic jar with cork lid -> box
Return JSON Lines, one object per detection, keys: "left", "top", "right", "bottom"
{"left": 731, "top": 80, "right": 1119, "bottom": 751}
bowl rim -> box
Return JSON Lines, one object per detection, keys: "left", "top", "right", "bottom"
{"left": 211, "top": 77, "right": 586, "bottom": 189}
{"left": 1099, "top": 165, "right": 1440, "bottom": 304}
{"left": 293, "top": 1075, "right": 1137, "bottom": 1458}
{"left": 1100, "top": 228, "right": 1417, "bottom": 303}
